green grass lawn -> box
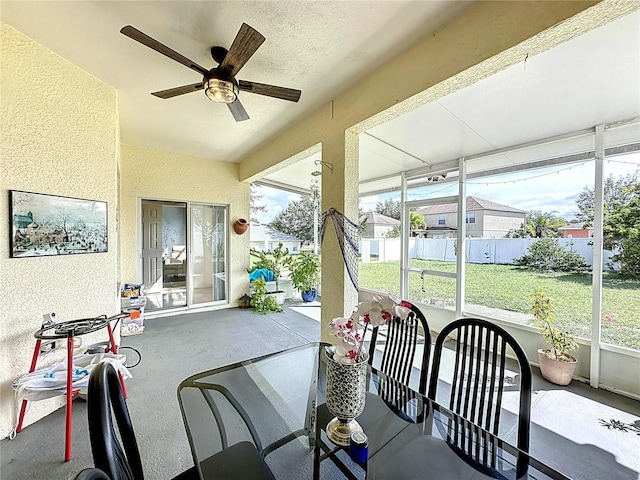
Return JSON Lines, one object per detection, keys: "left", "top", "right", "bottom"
{"left": 358, "top": 260, "right": 640, "bottom": 350}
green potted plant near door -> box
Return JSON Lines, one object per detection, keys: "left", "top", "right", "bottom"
{"left": 250, "top": 243, "right": 293, "bottom": 304}
{"left": 531, "top": 291, "right": 578, "bottom": 385}
{"left": 291, "top": 251, "right": 321, "bottom": 302}
{"left": 250, "top": 277, "right": 283, "bottom": 314}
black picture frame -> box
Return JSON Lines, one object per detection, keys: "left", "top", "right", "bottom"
{"left": 9, "top": 190, "right": 108, "bottom": 258}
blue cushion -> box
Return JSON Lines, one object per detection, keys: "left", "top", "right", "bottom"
{"left": 249, "top": 268, "right": 275, "bottom": 282}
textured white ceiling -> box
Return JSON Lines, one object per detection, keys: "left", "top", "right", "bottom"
{"left": 3, "top": 3, "right": 638, "bottom": 198}
{"left": 1, "top": 0, "right": 470, "bottom": 162}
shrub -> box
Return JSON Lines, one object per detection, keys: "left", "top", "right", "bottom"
{"left": 250, "top": 277, "right": 284, "bottom": 314}
{"left": 515, "top": 238, "right": 588, "bottom": 272}
{"left": 555, "top": 247, "right": 589, "bottom": 272}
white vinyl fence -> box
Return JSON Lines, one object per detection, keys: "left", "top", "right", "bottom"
{"left": 360, "top": 237, "right": 616, "bottom": 269}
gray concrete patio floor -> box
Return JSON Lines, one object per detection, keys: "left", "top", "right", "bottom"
{"left": 1, "top": 303, "right": 638, "bottom": 479}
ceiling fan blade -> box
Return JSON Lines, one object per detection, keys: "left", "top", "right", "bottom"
{"left": 238, "top": 80, "right": 301, "bottom": 102}
{"left": 220, "top": 23, "right": 265, "bottom": 77}
{"left": 151, "top": 83, "right": 204, "bottom": 99}
{"left": 120, "top": 25, "right": 208, "bottom": 76}
{"left": 227, "top": 99, "right": 250, "bottom": 122}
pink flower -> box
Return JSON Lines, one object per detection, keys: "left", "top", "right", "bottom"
{"left": 605, "top": 315, "right": 612, "bottom": 323}
{"left": 334, "top": 341, "right": 358, "bottom": 364}
{"left": 328, "top": 293, "right": 410, "bottom": 364}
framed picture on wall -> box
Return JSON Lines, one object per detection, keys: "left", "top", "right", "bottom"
{"left": 9, "top": 190, "right": 108, "bottom": 258}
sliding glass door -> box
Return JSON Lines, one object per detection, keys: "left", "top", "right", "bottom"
{"left": 141, "top": 199, "right": 227, "bottom": 312}
{"left": 189, "top": 203, "right": 227, "bottom": 307}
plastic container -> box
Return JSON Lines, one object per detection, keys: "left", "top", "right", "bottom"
{"left": 349, "top": 431, "right": 368, "bottom": 464}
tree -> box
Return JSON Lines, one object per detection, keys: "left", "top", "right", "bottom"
{"left": 410, "top": 211, "right": 426, "bottom": 231}
{"left": 358, "top": 207, "right": 368, "bottom": 237}
{"left": 504, "top": 223, "right": 533, "bottom": 238}
{"left": 574, "top": 171, "right": 639, "bottom": 226}
{"left": 524, "top": 210, "right": 566, "bottom": 238}
{"left": 383, "top": 211, "right": 425, "bottom": 238}
{"left": 249, "top": 184, "right": 267, "bottom": 222}
{"left": 603, "top": 184, "right": 640, "bottom": 278}
{"left": 268, "top": 195, "right": 317, "bottom": 245}
{"left": 374, "top": 199, "right": 401, "bottom": 220}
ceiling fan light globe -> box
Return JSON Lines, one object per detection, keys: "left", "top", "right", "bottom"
{"left": 204, "top": 78, "right": 238, "bottom": 104}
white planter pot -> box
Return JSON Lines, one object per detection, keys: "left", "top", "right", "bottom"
{"left": 265, "top": 291, "right": 286, "bottom": 305}
{"left": 537, "top": 349, "right": 577, "bottom": 386}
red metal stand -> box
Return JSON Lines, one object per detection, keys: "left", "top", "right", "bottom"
{"left": 106, "top": 322, "right": 128, "bottom": 399}
{"left": 16, "top": 316, "right": 125, "bottom": 462}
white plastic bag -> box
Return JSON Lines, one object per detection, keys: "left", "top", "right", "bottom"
{"left": 13, "top": 352, "right": 132, "bottom": 403}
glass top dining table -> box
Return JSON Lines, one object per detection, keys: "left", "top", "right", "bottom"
{"left": 178, "top": 342, "right": 568, "bottom": 480}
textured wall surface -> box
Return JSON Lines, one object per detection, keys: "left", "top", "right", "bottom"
{"left": 0, "top": 23, "right": 119, "bottom": 437}
{"left": 119, "top": 144, "right": 250, "bottom": 308}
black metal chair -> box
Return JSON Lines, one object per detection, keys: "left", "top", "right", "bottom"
{"left": 74, "top": 468, "right": 110, "bottom": 480}
{"left": 87, "top": 362, "right": 145, "bottom": 480}
{"left": 427, "top": 318, "right": 532, "bottom": 478}
{"left": 368, "top": 302, "right": 431, "bottom": 395}
{"left": 87, "top": 362, "right": 273, "bottom": 480}
{"left": 369, "top": 301, "right": 431, "bottom": 422}
{"left": 177, "top": 380, "right": 278, "bottom": 479}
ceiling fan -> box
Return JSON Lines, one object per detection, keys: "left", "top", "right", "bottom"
{"left": 120, "top": 23, "right": 302, "bottom": 122}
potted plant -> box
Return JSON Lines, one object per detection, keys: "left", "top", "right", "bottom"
{"left": 250, "top": 277, "right": 283, "bottom": 314}
{"left": 531, "top": 291, "right": 578, "bottom": 385}
{"left": 249, "top": 243, "right": 293, "bottom": 304}
{"left": 291, "top": 251, "right": 321, "bottom": 302}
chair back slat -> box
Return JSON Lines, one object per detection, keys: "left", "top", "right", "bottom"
{"left": 493, "top": 336, "right": 508, "bottom": 434}
{"left": 477, "top": 329, "right": 492, "bottom": 429}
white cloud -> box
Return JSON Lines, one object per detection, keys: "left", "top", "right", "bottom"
{"left": 252, "top": 185, "right": 301, "bottom": 223}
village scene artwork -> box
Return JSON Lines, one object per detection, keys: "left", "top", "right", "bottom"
{"left": 10, "top": 190, "right": 107, "bottom": 257}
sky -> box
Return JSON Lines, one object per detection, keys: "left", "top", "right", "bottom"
{"left": 361, "top": 153, "right": 640, "bottom": 220}
{"left": 252, "top": 186, "right": 301, "bottom": 223}
{"left": 253, "top": 153, "right": 639, "bottom": 223}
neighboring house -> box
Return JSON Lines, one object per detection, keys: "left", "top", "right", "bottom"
{"left": 360, "top": 212, "right": 400, "bottom": 238}
{"left": 559, "top": 223, "right": 593, "bottom": 238}
{"left": 13, "top": 212, "right": 33, "bottom": 229}
{"left": 417, "top": 196, "right": 526, "bottom": 238}
{"left": 249, "top": 223, "right": 302, "bottom": 253}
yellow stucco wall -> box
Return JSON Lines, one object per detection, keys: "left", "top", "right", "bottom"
{"left": 0, "top": 23, "right": 119, "bottom": 436}
{"left": 119, "top": 144, "right": 250, "bottom": 308}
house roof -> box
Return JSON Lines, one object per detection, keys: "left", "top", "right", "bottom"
{"left": 417, "top": 196, "right": 526, "bottom": 215}
{"left": 360, "top": 212, "right": 401, "bottom": 226}
{"left": 249, "top": 223, "right": 301, "bottom": 244}
{"left": 559, "top": 223, "right": 593, "bottom": 230}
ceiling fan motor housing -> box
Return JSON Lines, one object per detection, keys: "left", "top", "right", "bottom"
{"left": 204, "top": 68, "right": 239, "bottom": 103}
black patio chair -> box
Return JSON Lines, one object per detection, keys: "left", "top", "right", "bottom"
{"left": 427, "top": 318, "right": 532, "bottom": 478}
{"left": 74, "top": 468, "right": 110, "bottom": 480}
{"left": 87, "top": 362, "right": 274, "bottom": 480}
{"left": 368, "top": 301, "right": 432, "bottom": 393}
{"left": 368, "top": 301, "right": 431, "bottom": 398}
